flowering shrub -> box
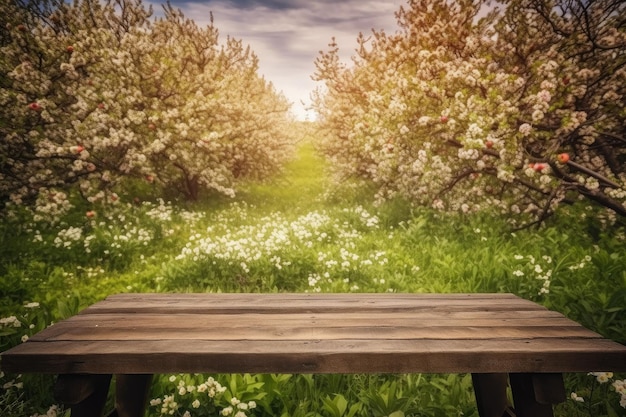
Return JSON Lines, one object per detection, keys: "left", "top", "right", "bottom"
{"left": 312, "top": 0, "right": 626, "bottom": 226}
{"left": 0, "top": 0, "right": 295, "bottom": 213}
{"left": 169, "top": 204, "right": 388, "bottom": 292}
{"left": 0, "top": 302, "right": 62, "bottom": 417}
{"left": 510, "top": 254, "right": 554, "bottom": 296}
{"left": 150, "top": 374, "right": 260, "bottom": 417}
{"left": 566, "top": 373, "right": 626, "bottom": 416}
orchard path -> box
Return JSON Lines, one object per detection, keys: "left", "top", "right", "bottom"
{"left": 238, "top": 140, "right": 333, "bottom": 212}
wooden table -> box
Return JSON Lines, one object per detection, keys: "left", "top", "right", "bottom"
{"left": 2, "top": 293, "right": 626, "bottom": 417}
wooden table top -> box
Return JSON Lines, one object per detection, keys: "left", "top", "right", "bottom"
{"left": 2, "top": 293, "right": 625, "bottom": 375}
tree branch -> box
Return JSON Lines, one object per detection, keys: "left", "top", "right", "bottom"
{"left": 565, "top": 160, "right": 621, "bottom": 188}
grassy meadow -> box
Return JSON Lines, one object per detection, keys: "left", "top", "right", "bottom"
{"left": 1, "top": 141, "right": 625, "bottom": 417}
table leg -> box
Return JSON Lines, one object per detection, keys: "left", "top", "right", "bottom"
{"left": 509, "top": 373, "right": 565, "bottom": 417}
{"left": 472, "top": 373, "right": 515, "bottom": 417}
{"left": 107, "top": 374, "right": 153, "bottom": 417}
{"left": 54, "top": 374, "right": 112, "bottom": 417}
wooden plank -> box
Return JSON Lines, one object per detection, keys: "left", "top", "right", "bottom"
{"left": 104, "top": 293, "right": 521, "bottom": 301}
{"left": 49, "top": 320, "right": 572, "bottom": 337}
{"left": 88, "top": 294, "right": 538, "bottom": 307}
{"left": 31, "top": 310, "right": 591, "bottom": 333}
{"left": 80, "top": 293, "right": 543, "bottom": 315}
{"left": 3, "top": 338, "right": 626, "bottom": 374}
{"left": 60, "top": 309, "right": 570, "bottom": 322}
{"left": 78, "top": 303, "right": 549, "bottom": 315}
{"left": 94, "top": 293, "right": 525, "bottom": 306}
{"left": 32, "top": 323, "right": 602, "bottom": 342}
{"left": 47, "top": 311, "right": 580, "bottom": 327}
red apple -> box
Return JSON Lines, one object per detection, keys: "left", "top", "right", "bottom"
{"left": 440, "top": 115, "right": 448, "bottom": 123}
{"left": 66, "top": 45, "right": 74, "bottom": 53}
{"left": 557, "top": 153, "right": 570, "bottom": 164}
{"left": 28, "top": 102, "right": 41, "bottom": 111}
{"left": 145, "top": 175, "right": 154, "bottom": 183}
{"left": 533, "top": 163, "right": 546, "bottom": 172}
{"left": 485, "top": 140, "right": 494, "bottom": 149}
{"left": 86, "top": 211, "right": 96, "bottom": 218}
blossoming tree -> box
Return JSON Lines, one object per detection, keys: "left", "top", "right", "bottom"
{"left": 313, "top": 0, "right": 625, "bottom": 225}
{"left": 0, "top": 0, "right": 294, "bottom": 220}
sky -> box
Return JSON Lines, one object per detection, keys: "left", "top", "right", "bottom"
{"left": 147, "top": 0, "right": 406, "bottom": 120}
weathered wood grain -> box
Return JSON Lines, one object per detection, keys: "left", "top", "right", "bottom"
{"left": 2, "top": 293, "right": 625, "bottom": 375}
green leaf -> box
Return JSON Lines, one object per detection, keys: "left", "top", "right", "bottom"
{"left": 335, "top": 394, "right": 348, "bottom": 415}
{"left": 607, "top": 402, "right": 619, "bottom": 417}
{"left": 321, "top": 394, "right": 344, "bottom": 417}
{"left": 347, "top": 403, "right": 362, "bottom": 417}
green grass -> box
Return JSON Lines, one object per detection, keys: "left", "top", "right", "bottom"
{"left": 236, "top": 140, "right": 330, "bottom": 210}
{"left": 1, "top": 140, "right": 625, "bottom": 417}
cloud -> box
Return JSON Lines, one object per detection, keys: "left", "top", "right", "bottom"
{"left": 149, "top": 0, "right": 405, "bottom": 119}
